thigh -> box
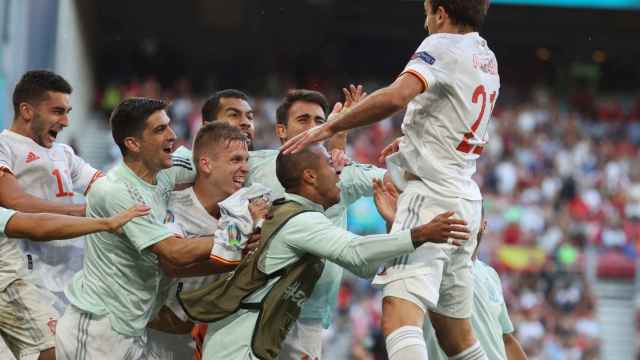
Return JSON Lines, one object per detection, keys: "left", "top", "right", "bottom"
{"left": 433, "top": 199, "right": 481, "bottom": 319}
{"left": 56, "top": 306, "right": 149, "bottom": 360}
{"left": 0, "top": 280, "right": 57, "bottom": 359}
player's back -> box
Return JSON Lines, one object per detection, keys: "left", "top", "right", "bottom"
{"left": 397, "top": 32, "right": 500, "bottom": 200}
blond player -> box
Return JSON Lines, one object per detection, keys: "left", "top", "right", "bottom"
{"left": 147, "top": 122, "right": 269, "bottom": 359}
{"left": 283, "top": 1, "right": 499, "bottom": 359}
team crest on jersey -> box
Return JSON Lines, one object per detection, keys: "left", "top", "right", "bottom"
{"left": 227, "top": 223, "right": 242, "bottom": 248}
{"left": 25, "top": 151, "right": 40, "bottom": 163}
{"left": 411, "top": 51, "right": 436, "bottom": 65}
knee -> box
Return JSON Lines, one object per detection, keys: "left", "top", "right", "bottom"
{"left": 432, "top": 323, "right": 475, "bottom": 356}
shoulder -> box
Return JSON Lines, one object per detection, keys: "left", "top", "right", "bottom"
{"left": 474, "top": 260, "right": 502, "bottom": 285}
{"left": 87, "top": 174, "right": 136, "bottom": 209}
{"left": 250, "top": 149, "right": 278, "bottom": 162}
{"left": 417, "top": 34, "right": 460, "bottom": 55}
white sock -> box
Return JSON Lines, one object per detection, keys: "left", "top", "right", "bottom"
{"left": 385, "top": 325, "right": 428, "bottom": 360}
{"left": 449, "top": 341, "right": 487, "bottom": 360}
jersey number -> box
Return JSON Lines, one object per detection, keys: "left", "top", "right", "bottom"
{"left": 52, "top": 169, "right": 73, "bottom": 197}
{"left": 455, "top": 85, "right": 497, "bottom": 155}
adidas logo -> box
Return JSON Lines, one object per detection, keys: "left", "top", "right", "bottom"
{"left": 25, "top": 152, "right": 40, "bottom": 163}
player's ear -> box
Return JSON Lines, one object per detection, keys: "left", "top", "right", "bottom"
{"left": 435, "top": 4, "right": 447, "bottom": 23}
{"left": 198, "top": 155, "right": 212, "bottom": 174}
{"left": 301, "top": 168, "right": 317, "bottom": 187}
{"left": 123, "top": 136, "right": 141, "bottom": 154}
{"left": 18, "top": 102, "right": 34, "bottom": 121}
{"left": 275, "top": 123, "right": 287, "bottom": 143}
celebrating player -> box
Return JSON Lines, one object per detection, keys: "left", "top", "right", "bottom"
{"left": 55, "top": 98, "right": 220, "bottom": 359}
{"left": 0, "top": 70, "right": 103, "bottom": 360}
{"left": 282, "top": 1, "right": 498, "bottom": 359}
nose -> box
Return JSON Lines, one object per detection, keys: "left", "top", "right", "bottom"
{"left": 240, "top": 161, "right": 250, "bottom": 173}
{"left": 239, "top": 115, "right": 252, "bottom": 130}
{"left": 167, "top": 126, "right": 177, "bottom": 141}
{"left": 59, "top": 114, "right": 70, "bottom": 127}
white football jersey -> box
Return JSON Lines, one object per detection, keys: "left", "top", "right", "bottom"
{"left": 0, "top": 129, "right": 101, "bottom": 292}
{"left": 163, "top": 186, "right": 221, "bottom": 321}
{"left": 388, "top": 32, "right": 500, "bottom": 200}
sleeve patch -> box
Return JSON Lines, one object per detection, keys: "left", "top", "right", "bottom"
{"left": 411, "top": 51, "right": 436, "bottom": 65}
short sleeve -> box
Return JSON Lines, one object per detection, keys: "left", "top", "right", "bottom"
{"left": 96, "top": 183, "right": 173, "bottom": 253}
{"left": 64, "top": 145, "right": 102, "bottom": 194}
{"left": 164, "top": 146, "right": 196, "bottom": 185}
{"left": 0, "top": 207, "right": 17, "bottom": 235}
{"left": 488, "top": 267, "right": 514, "bottom": 334}
{"left": 402, "top": 35, "right": 456, "bottom": 92}
{"left": 0, "top": 141, "right": 15, "bottom": 174}
{"left": 339, "top": 163, "right": 387, "bottom": 206}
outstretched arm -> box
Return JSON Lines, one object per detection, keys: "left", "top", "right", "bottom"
{"left": 4, "top": 205, "right": 150, "bottom": 241}
{"left": 282, "top": 73, "right": 424, "bottom": 154}
{"left": 0, "top": 168, "right": 86, "bottom": 216}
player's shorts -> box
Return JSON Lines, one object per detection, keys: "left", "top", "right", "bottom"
{"left": 372, "top": 180, "right": 481, "bottom": 319}
{"left": 56, "top": 305, "right": 159, "bottom": 360}
{"left": 147, "top": 328, "right": 193, "bottom": 360}
{"left": 0, "top": 279, "right": 57, "bottom": 359}
{"left": 277, "top": 319, "right": 323, "bottom": 360}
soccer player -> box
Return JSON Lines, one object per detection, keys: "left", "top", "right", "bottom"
{"left": 55, "top": 98, "right": 222, "bottom": 359}
{"left": 201, "top": 89, "right": 255, "bottom": 149}
{"left": 424, "top": 211, "right": 528, "bottom": 360}
{"left": 147, "top": 122, "right": 268, "bottom": 359}
{"left": 198, "top": 145, "right": 470, "bottom": 360}
{"left": 247, "top": 89, "right": 393, "bottom": 360}
{"left": 0, "top": 70, "right": 103, "bottom": 308}
{"left": 282, "top": 1, "right": 499, "bottom": 358}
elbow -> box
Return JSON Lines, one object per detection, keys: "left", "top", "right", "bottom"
{"left": 163, "top": 253, "right": 193, "bottom": 268}
{"left": 158, "top": 258, "right": 180, "bottom": 278}
{"left": 387, "top": 92, "right": 410, "bottom": 113}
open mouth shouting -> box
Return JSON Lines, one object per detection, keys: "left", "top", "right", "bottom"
{"left": 232, "top": 174, "right": 246, "bottom": 189}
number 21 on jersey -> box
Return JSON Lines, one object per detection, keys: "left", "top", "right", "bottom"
{"left": 456, "top": 84, "right": 497, "bottom": 156}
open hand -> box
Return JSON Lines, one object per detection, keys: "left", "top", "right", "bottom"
{"left": 378, "top": 137, "right": 402, "bottom": 163}
{"left": 413, "top": 211, "right": 470, "bottom": 246}
{"left": 373, "top": 178, "right": 399, "bottom": 224}
{"left": 107, "top": 204, "right": 151, "bottom": 233}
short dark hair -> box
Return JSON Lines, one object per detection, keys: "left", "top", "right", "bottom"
{"left": 430, "top": 0, "right": 489, "bottom": 31}
{"left": 12, "top": 70, "right": 72, "bottom": 116}
{"left": 201, "top": 89, "right": 250, "bottom": 124}
{"left": 275, "top": 146, "right": 322, "bottom": 191}
{"left": 193, "top": 121, "right": 248, "bottom": 164}
{"left": 276, "top": 89, "right": 329, "bottom": 126}
{"left": 110, "top": 97, "right": 168, "bottom": 156}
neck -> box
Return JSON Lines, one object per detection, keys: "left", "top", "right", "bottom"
{"left": 124, "top": 156, "right": 159, "bottom": 185}
{"left": 10, "top": 119, "right": 33, "bottom": 139}
{"left": 435, "top": 24, "right": 475, "bottom": 35}
{"left": 192, "top": 177, "right": 225, "bottom": 218}
{"left": 293, "top": 187, "right": 329, "bottom": 210}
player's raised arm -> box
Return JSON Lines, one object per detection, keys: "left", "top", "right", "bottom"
{"left": 3, "top": 205, "right": 150, "bottom": 241}
{"left": 281, "top": 74, "right": 424, "bottom": 154}
{"left": 0, "top": 168, "right": 86, "bottom": 216}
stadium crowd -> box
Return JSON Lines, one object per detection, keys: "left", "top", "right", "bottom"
{"left": 90, "top": 76, "right": 640, "bottom": 359}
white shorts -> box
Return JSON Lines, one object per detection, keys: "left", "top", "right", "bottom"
{"left": 56, "top": 305, "right": 159, "bottom": 360}
{"left": 372, "top": 181, "right": 481, "bottom": 319}
{"left": 277, "top": 319, "right": 324, "bottom": 360}
{"left": 0, "top": 279, "right": 57, "bottom": 359}
{"left": 147, "top": 328, "right": 193, "bottom": 360}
